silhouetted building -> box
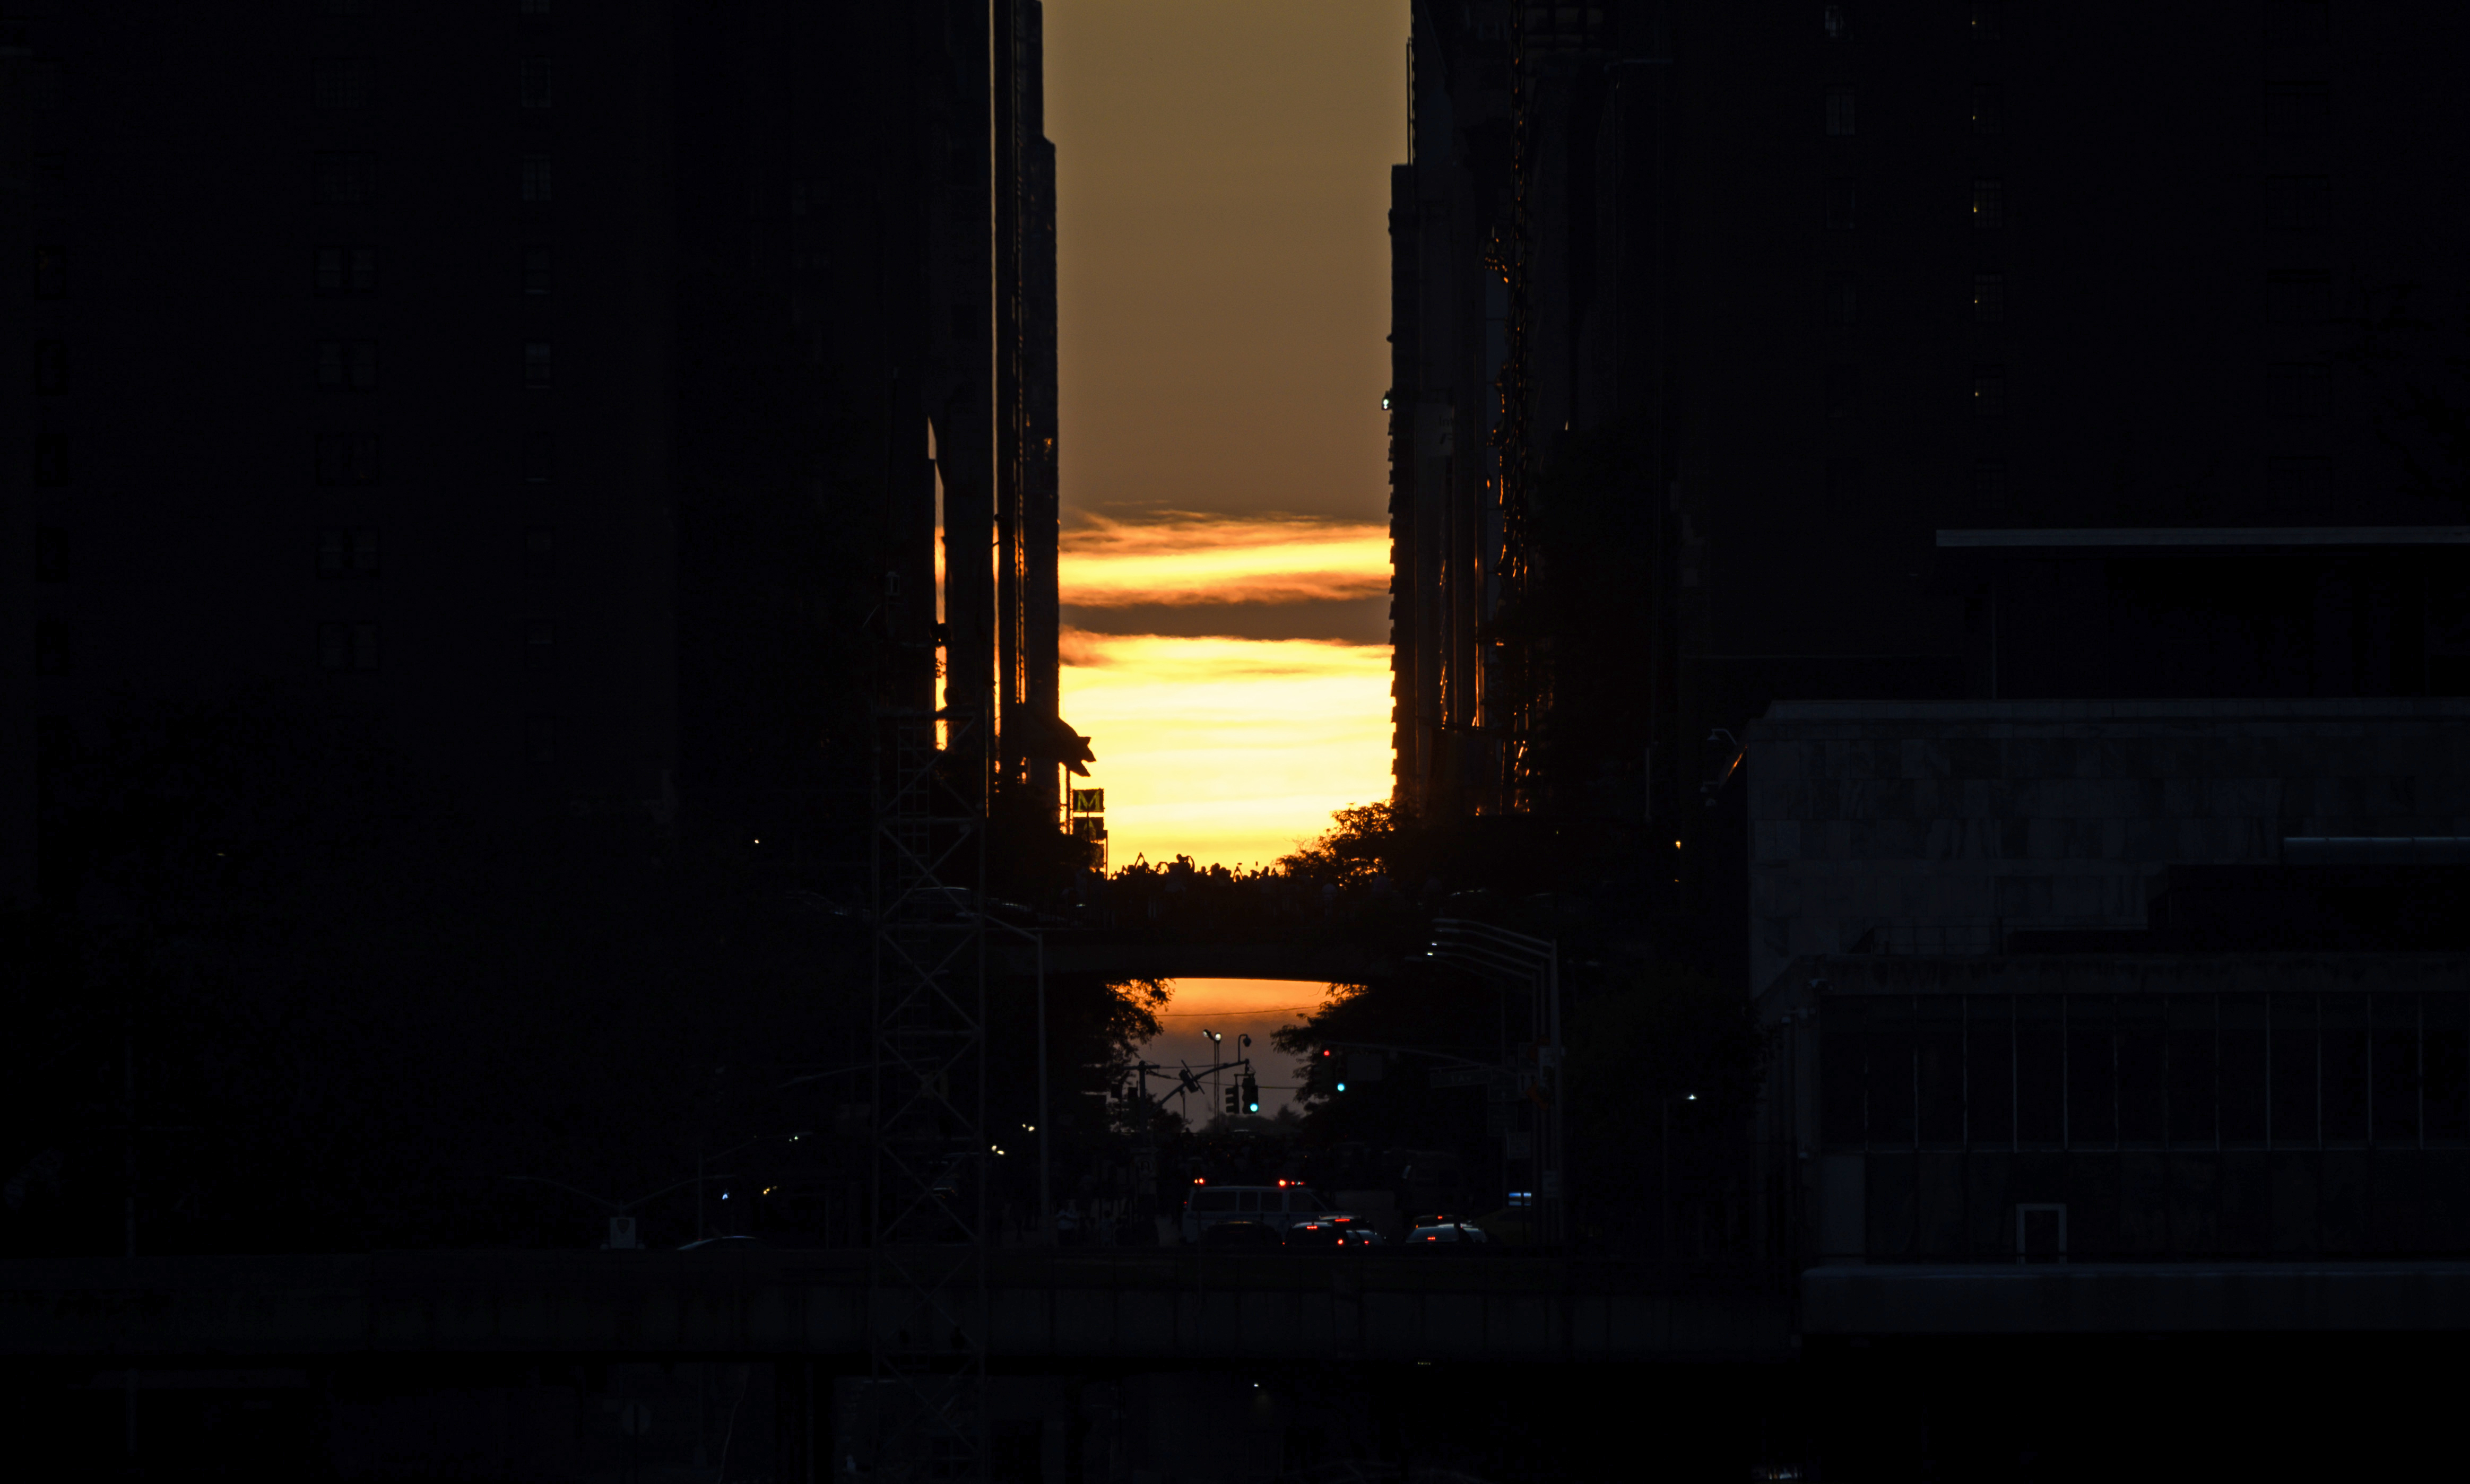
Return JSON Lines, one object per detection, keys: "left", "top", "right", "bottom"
{"left": 1390, "top": 2, "right": 2470, "bottom": 832}
{"left": 7, "top": 0, "right": 1076, "bottom": 904}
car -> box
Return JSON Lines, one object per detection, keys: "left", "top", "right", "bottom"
{"left": 1285, "top": 1220, "right": 1382, "bottom": 1251}
{"left": 1195, "top": 1219, "right": 1282, "bottom": 1250}
{"left": 1406, "top": 1219, "right": 1489, "bottom": 1246}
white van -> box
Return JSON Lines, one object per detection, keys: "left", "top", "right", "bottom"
{"left": 1178, "top": 1183, "right": 1337, "bottom": 1243}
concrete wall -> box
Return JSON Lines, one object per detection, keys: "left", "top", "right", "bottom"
{"left": 1745, "top": 699, "right": 2470, "bottom": 996}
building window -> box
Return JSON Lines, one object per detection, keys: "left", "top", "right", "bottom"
{"left": 314, "top": 57, "right": 372, "bottom": 111}
{"left": 35, "top": 431, "right": 68, "bottom": 485}
{"left": 36, "top": 526, "right": 67, "bottom": 582}
{"left": 525, "top": 341, "right": 552, "bottom": 389}
{"left": 526, "top": 621, "right": 555, "bottom": 671}
{"left": 2266, "top": 0, "right": 2329, "bottom": 42}
{"left": 36, "top": 245, "right": 66, "bottom": 300}
{"left": 522, "top": 57, "right": 554, "bottom": 110}
{"left": 1825, "top": 274, "right": 1857, "bottom": 327}
{"left": 525, "top": 715, "right": 558, "bottom": 763}
{"left": 317, "top": 340, "right": 379, "bottom": 392}
{"left": 317, "top": 527, "right": 380, "bottom": 577}
{"left": 522, "top": 154, "right": 554, "bottom": 202}
{"left": 1826, "top": 363, "right": 1860, "bottom": 420}
{"left": 1972, "top": 364, "right": 2006, "bottom": 416}
{"left": 36, "top": 620, "right": 70, "bottom": 676}
{"left": 1972, "top": 458, "right": 2008, "bottom": 515}
{"left": 523, "top": 245, "right": 552, "bottom": 296}
{"left": 1971, "top": 179, "right": 2003, "bottom": 229}
{"left": 34, "top": 339, "right": 68, "bottom": 395}
{"left": 1972, "top": 273, "right": 2005, "bottom": 322}
{"left": 2268, "top": 362, "right": 2330, "bottom": 421}
{"left": 2268, "top": 455, "right": 2332, "bottom": 511}
{"left": 524, "top": 526, "right": 556, "bottom": 576}
{"left": 315, "top": 433, "right": 380, "bottom": 485}
{"left": 2267, "top": 270, "right": 2332, "bottom": 324}
{"left": 1825, "top": 88, "right": 1856, "bottom": 137}
{"left": 1971, "top": 84, "right": 2002, "bottom": 134}
{"left": 2265, "top": 81, "right": 2329, "bottom": 138}
{"left": 1825, "top": 179, "right": 1857, "bottom": 231}
{"left": 314, "top": 245, "right": 380, "bottom": 296}
{"left": 318, "top": 621, "right": 381, "bottom": 672}
{"left": 313, "top": 152, "right": 376, "bottom": 204}
{"left": 2265, "top": 176, "right": 2330, "bottom": 231}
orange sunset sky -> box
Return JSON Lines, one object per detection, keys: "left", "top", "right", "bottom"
{"left": 1045, "top": 0, "right": 1409, "bottom": 879}
{"left": 1042, "top": 1, "right": 1410, "bottom": 1095}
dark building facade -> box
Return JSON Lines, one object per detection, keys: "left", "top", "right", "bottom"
{"left": 1390, "top": 3, "right": 2470, "bottom": 1277}
{"left": 5, "top": 0, "right": 1072, "bottom": 905}
{"left": 1389, "top": 2, "right": 2470, "bottom": 831}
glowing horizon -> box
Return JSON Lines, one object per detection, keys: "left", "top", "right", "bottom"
{"left": 1059, "top": 512, "right": 1389, "bottom": 609}
{"left": 1059, "top": 627, "right": 1389, "bottom": 872}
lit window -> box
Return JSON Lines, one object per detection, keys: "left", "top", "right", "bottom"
{"left": 522, "top": 154, "right": 554, "bottom": 202}
{"left": 1971, "top": 84, "right": 2001, "bottom": 134}
{"left": 1971, "top": 179, "right": 2003, "bottom": 229}
{"left": 525, "top": 341, "right": 552, "bottom": 389}
{"left": 1972, "top": 365, "right": 2006, "bottom": 417}
{"left": 1825, "top": 88, "right": 1855, "bottom": 136}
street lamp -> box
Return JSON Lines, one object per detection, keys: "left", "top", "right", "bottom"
{"left": 1202, "top": 1030, "right": 1223, "bottom": 1124}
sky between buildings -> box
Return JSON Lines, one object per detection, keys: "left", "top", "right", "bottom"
{"left": 1045, "top": 0, "right": 1410, "bottom": 878}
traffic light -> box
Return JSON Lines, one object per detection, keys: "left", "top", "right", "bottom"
{"left": 1241, "top": 1074, "right": 1259, "bottom": 1114}
{"left": 1223, "top": 1085, "right": 1238, "bottom": 1116}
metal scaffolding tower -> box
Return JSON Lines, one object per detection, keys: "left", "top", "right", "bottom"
{"left": 866, "top": 704, "right": 989, "bottom": 1483}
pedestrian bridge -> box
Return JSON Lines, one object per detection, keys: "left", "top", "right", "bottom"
{"left": 996, "top": 937, "right": 1399, "bottom": 984}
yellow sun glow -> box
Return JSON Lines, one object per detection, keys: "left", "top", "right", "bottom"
{"left": 1059, "top": 628, "right": 1390, "bottom": 872}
